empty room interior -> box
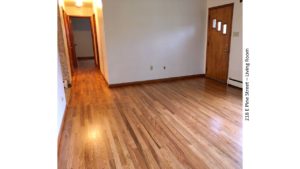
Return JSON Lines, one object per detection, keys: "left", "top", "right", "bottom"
{"left": 57, "top": 0, "right": 243, "bottom": 168}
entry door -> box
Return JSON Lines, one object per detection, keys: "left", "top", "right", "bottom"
{"left": 206, "top": 4, "right": 234, "bottom": 83}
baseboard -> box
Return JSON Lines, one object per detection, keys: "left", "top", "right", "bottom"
{"left": 228, "top": 78, "right": 243, "bottom": 88}
{"left": 77, "top": 56, "right": 94, "bottom": 60}
{"left": 58, "top": 89, "right": 72, "bottom": 154}
{"left": 58, "top": 107, "right": 67, "bottom": 154}
{"left": 228, "top": 84, "right": 242, "bottom": 90}
{"left": 109, "top": 74, "right": 205, "bottom": 88}
{"left": 101, "top": 74, "right": 109, "bottom": 87}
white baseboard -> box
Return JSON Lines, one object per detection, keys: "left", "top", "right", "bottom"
{"left": 228, "top": 78, "right": 243, "bottom": 88}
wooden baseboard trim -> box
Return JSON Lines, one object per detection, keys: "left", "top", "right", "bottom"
{"left": 109, "top": 74, "right": 205, "bottom": 88}
{"left": 58, "top": 106, "right": 68, "bottom": 155}
{"left": 77, "top": 56, "right": 94, "bottom": 60}
{"left": 101, "top": 74, "right": 109, "bottom": 87}
{"left": 58, "top": 89, "right": 72, "bottom": 155}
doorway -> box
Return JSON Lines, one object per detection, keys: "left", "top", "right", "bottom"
{"left": 71, "top": 17, "right": 95, "bottom": 69}
{"left": 62, "top": 12, "right": 100, "bottom": 71}
{"left": 206, "top": 3, "right": 234, "bottom": 83}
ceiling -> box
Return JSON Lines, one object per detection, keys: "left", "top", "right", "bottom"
{"left": 63, "top": 0, "right": 94, "bottom": 7}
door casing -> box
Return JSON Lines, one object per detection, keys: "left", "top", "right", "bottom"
{"left": 62, "top": 11, "right": 100, "bottom": 72}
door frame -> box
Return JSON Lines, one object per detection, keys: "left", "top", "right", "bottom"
{"left": 62, "top": 9, "right": 77, "bottom": 73}
{"left": 205, "top": 3, "right": 234, "bottom": 83}
{"left": 90, "top": 14, "right": 100, "bottom": 69}
{"left": 62, "top": 12, "right": 100, "bottom": 71}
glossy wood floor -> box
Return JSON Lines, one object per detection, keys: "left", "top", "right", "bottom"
{"left": 58, "top": 64, "right": 242, "bottom": 169}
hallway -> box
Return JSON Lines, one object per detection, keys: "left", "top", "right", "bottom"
{"left": 58, "top": 68, "right": 242, "bottom": 169}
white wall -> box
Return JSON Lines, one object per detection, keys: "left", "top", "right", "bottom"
{"left": 57, "top": 57, "right": 66, "bottom": 134}
{"left": 207, "top": 0, "right": 243, "bottom": 88}
{"left": 71, "top": 18, "right": 94, "bottom": 58}
{"left": 93, "top": 6, "right": 110, "bottom": 81}
{"left": 102, "top": 0, "right": 207, "bottom": 84}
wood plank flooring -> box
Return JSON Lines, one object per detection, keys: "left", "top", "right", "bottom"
{"left": 58, "top": 67, "right": 242, "bottom": 169}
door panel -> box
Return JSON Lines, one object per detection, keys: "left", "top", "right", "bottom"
{"left": 206, "top": 4, "right": 234, "bottom": 83}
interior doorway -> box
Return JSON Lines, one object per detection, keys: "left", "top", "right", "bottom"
{"left": 71, "top": 17, "right": 95, "bottom": 69}
{"left": 206, "top": 3, "right": 234, "bottom": 83}
{"left": 62, "top": 12, "right": 100, "bottom": 71}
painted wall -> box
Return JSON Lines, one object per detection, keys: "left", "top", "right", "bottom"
{"left": 58, "top": 6, "right": 72, "bottom": 85}
{"left": 102, "top": 0, "right": 207, "bottom": 84}
{"left": 57, "top": 57, "right": 66, "bottom": 134}
{"left": 94, "top": 7, "right": 109, "bottom": 81}
{"left": 71, "top": 18, "right": 94, "bottom": 58}
{"left": 206, "top": 0, "right": 243, "bottom": 88}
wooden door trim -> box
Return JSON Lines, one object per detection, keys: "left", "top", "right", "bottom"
{"left": 68, "top": 15, "right": 100, "bottom": 69}
{"left": 205, "top": 3, "right": 234, "bottom": 83}
{"left": 208, "top": 3, "right": 234, "bottom": 10}
{"left": 62, "top": 10, "right": 75, "bottom": 73}
{"left": 91, "top": 15, "right": 100, "bottom": 68}
{"left": 62, "top": 10, "right": 78, "bottom": 70}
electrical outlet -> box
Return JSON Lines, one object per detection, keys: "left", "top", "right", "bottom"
{"left": 150, "top": 65, "right": 153, "bottom": 70}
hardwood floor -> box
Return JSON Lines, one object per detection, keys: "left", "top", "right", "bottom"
{"left": 58, "top": 68, "right": 242, "bottom": 169}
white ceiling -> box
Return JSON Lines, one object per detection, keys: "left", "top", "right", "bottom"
{"left": 63, "top": 0, "right": 94, "bottom": 7}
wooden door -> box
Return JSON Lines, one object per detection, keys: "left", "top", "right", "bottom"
{"left": 90, "top": 15, "right": 100, "bottom": 68}
{"left": 206, "top": 4, "right": 234, "bottom": 83}
{"left": 62, "top": 11, "right": 78, "bottom": 69}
